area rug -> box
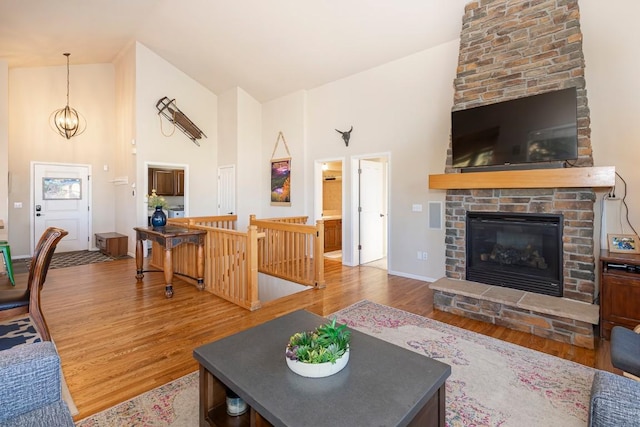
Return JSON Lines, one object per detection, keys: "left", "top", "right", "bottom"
{"left": 334, "top": 300, "right": 594, "bottom": 426}
{"left": 74, "top": 300, "right": 595, "bottom": 426}
{"left": 13, "top": 250, "right": 124, "bottom": 274}
{"left": 75, "top": 372, "right": 198, "bottom": 427}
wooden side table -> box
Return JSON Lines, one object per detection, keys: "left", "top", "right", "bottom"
{"left": 599, "top": 249, "right": 640, "bottom": 339}
{"left": 134, "top": 225, "right": 205, "bottom": 298}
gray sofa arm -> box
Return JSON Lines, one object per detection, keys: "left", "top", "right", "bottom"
{"left": 589, "top": 370, "right": 640, "bottom": 427}
{"left": 0, "top": 342, "right": 70, "bottom": 423}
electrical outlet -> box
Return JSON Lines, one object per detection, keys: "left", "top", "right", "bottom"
{"left": 13, "top": 202, "right": 22, "bottom": 208}
{"left": 422, "top": 252, "right": 428, "bottom": 261}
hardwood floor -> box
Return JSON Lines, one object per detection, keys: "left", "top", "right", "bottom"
{"left": 6, "top": 257, "right": 618, "bottom": 421}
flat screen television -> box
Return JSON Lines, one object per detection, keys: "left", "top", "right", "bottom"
{"left": 451, "top": 87, "right": 578, "bottom": 171}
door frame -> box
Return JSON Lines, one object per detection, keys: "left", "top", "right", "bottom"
{"left": 350, "top": 152, "right": 390, "bottom": 267}
{"left": 314, "top": 157, "right": 345, "bottom": 259}
{"left": 217, "top": 164, "right": 236, "bottom": 215}
{"left": 144, "top": 161, "right": 189, "bottom": 214}
{"left": 30, "top": 161, "right": 92, "bottom": 254}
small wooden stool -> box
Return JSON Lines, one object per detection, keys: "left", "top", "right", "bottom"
{"left": 0, "top": 240, "right": 15, "bottom": 286}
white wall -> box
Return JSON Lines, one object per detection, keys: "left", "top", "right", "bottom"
{"left": 113, "top": 42, "right": 138, "bottom": 251}
{"left": 8, "top": 63, "right": 117, "bottom": 256}
{"left": 236, "top": 88, "right": 262, "bottom": 229}
{"left": 217, "top": 87, "right": 263, "bottom": 228}
{"left": 581, "top": 0, "right": 640, "bottom": 240}
{"left": 134, "top": 43, "right": 218, "bottom": 228}
{"left": 0, "top": 60, "right": 8, "bottom": 241}
{"left": 218, "top": 88, "right": 238, "bottom": 167}
{"left": 298, "top": 40, "right": 458, "bottom": 279}
{"left": 261, "top": 91, "right": 307, "bottom": 219}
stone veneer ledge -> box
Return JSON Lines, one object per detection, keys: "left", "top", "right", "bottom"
{"left": 430, "top": 278, "right": 598, "bottom": 349}
{"left": 430, "top": 278, "right": 599, "bottom": 324}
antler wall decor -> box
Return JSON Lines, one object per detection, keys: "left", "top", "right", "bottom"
{"left": 335, "top": 126, "right": 353, "bottom": 147}
{"left": 156, "top": 97, "right": 207, "bottom": 146}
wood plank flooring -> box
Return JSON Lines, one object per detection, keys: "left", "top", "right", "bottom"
{"left": 4, "top": 257, "right": 618, "bottom": 421}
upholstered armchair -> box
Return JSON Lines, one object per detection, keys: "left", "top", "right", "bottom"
{"left": 610, "top": 324, "right": 640, "bottom": 381}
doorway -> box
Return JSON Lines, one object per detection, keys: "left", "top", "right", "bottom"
{"left": 314, "top": 159, "right": 344, "bottom": 262}
{"left": 217, "top": 165, "right": 236, "bottom": 215}
{"left": 32, "top": 162, "right": 91, "bottom": 253}
{"left": 353, "top": 154, "right": 389, "bottom": 269}
{"left": 145, "top": 162, "right": 188, "bottom": 214}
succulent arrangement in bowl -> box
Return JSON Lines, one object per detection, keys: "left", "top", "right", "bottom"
{"left": 285, "top": 318, "right": 351, "bottom": 377}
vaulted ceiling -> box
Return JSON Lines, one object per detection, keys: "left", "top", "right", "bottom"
{"left": 0, "top": 0, "right": 468, "bottom": 102}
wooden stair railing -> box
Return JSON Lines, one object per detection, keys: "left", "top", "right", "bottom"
{"left": 151, "top": 216, "right": 262, "bottom": 310}
{"left": 249, "top": 215, "right": 325, "bottom": 289}
{"left": 150, "top": 214, "right": 324, "bottom": 310}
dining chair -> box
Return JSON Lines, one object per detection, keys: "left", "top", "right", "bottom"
{"left": 0, "top": 227, "right": 68, "bottom": 340}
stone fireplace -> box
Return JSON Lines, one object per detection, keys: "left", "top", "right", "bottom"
{"left": 430, "top": 0, "right": 601, "bottom": 349}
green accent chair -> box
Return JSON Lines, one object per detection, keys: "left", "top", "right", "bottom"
{"left": 0, "top": 241, "right": 14, "bottom": 286}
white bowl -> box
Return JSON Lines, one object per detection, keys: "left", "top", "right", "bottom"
{"left": 285, "top": 349, "right": 349, "bottom": 378}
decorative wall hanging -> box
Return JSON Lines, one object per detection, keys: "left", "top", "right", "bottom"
{"left": 270, "top": 131, "right": 291, "bottom": 206}
{"left": 335, "top": 126, "right": 353, "bottom": 147}
{"left": 156, "top": 97, "right": 207, "bottom": 146}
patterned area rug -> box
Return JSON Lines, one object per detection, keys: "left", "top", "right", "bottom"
{"left": 75, "top": 373, "right": 198, "bottom": 427}
{"left": 0, "top": 316, "right": 41, "bottom": 351}
{"left": 12, "top": 250, "right": 124, "bottom": 274}
{"left": 74, "top": 300, "right": 595, "bottom": 426}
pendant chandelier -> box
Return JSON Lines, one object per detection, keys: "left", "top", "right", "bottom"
{"left": 51, "top": 53, "right": 86, "bottom": 139}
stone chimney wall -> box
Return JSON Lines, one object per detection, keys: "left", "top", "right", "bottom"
{"left": 444, "top": 0, "right": 596, "bottom": 303}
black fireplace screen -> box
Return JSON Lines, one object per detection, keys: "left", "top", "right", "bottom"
{"left": 466, "top": 212, "right": 563, "bottom": 297}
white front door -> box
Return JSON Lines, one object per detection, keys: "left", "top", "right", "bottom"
{"left": 218, "top": 165, "right": 236, "bottom": 215}
{"left": 33, "top": 163, "right": 90, "bottom": 253}
{"left": 359, "top": 159, "right": 385, "bottom": 264}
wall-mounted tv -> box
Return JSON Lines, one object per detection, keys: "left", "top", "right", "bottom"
{"left": 451, "top": 87, "right": 578, "bottom": 171}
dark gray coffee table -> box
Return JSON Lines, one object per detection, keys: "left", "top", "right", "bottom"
{"left": 193, "top": 310, "right": 450, "bottom": 427}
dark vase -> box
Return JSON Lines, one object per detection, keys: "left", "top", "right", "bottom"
{"left": 151, "top": 206, "right": 167, "bottom": 228}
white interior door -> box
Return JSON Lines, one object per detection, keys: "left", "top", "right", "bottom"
{"left": 33, "top": 163, "right": 90, "bottom": 253}
{"left": 359, "top": 159, "right": 384, "bottom": 264}
{"left": 218, "top": 165, "right": 236, "bottom": 215}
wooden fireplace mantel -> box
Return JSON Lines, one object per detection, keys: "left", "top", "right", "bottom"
{"left": 428, "top": 166, "right": 615, "bottom": 190}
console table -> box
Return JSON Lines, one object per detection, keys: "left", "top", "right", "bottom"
{"left": 194, "top": 310, "right": 450, "bottom": 427}
{"left": 599, "top": 249, "right": 640, "bottom": 339}
{"left": 134, "top": 225, "right": 205, "bottom": 298}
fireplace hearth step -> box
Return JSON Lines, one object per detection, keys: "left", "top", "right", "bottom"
{"left": 430, "top": 277, "right": 599, "bottom": 325}
{"left": 430, "top": 277, "right": 599, "bottom": 349}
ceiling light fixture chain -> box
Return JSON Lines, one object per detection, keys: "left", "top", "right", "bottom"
{"left": 50, "top": 52, "right": 86, "bottom": 139}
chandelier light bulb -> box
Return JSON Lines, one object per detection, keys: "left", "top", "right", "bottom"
{"left": 50, "top": 52, "right": 86, "bottom": 139}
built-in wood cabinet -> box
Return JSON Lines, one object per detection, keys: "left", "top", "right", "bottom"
{"left": 599, "top": 250, "right": 640, "bottom": 339}
{"left": 324, "top": 219, "right": 342, "bottom": 253}
{"left": 175, "top": 170, "right": 184, "bottom": 196}
{"left": 149, "top": 168, "right": 184, "bottom": 196}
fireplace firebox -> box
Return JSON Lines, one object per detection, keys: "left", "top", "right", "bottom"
{"left": 466, "top": 212, "right": 563, "bottom": 297}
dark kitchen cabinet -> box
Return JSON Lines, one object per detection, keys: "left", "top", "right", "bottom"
{"left": 149, "top": 168, "right": 184, "bottom": 196}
